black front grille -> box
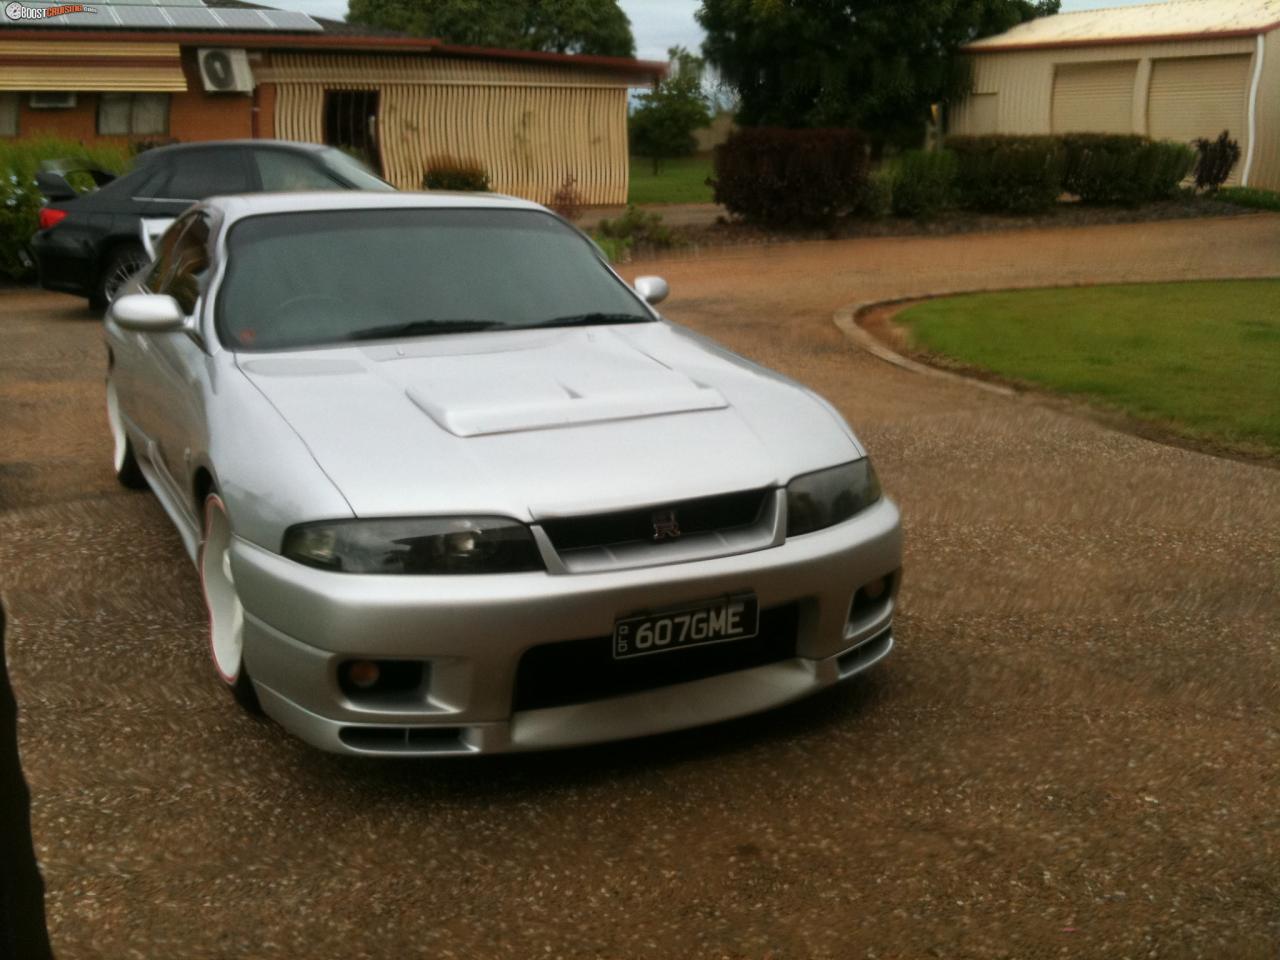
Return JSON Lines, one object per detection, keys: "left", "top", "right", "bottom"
{"left": 513, "top": 603, "right": 799, "bottom": 712}
{"left": 540, "top": 488, "right": 771, "bottom": 553}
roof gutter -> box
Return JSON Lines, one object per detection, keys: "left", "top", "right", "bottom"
{"left": 961, "top": 19, "right": 1280, "bottom": 54}
{"left": 0, "top": 28, "right": 666, "bottom": 77}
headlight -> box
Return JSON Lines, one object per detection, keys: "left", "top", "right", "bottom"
{"left": 282, "top": 517, "right": 545, "bottom": 574}
{"left": 786, "top": 460, "right": 881, "bottom": 537}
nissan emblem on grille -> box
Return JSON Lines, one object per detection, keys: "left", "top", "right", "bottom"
{"left": 652, "top": 509, "right": 681, "bottom": 541}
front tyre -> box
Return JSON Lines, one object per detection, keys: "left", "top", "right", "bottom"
{"left": 106, "top": 376, "right": 147, "bottom": 490}
{"left": 200, "top": 493, "right": 261, "bottom": 713}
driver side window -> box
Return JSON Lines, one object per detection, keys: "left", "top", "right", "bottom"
{"left": 166, "top": 215, "right": 211, "bottom": 315}
{"left": 144, "top": 217, "right": 190, "bottom": 293}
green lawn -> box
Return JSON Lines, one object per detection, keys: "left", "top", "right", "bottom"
{"left": 1217, "top": 187, "right": 1280, "bottom": 212}
{"left": 897, "top": 280, "right": 1280, "bottom": 454}
{"left": 628, "top": 154, "right": 715, "bottom": 205}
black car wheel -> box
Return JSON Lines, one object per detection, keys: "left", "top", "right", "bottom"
{"left": 92, "top": 242, "right": 148, "bottom": 309}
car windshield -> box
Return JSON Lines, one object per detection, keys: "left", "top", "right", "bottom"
{"left": 217, "top": 208, "right": 652, "bottom": 351}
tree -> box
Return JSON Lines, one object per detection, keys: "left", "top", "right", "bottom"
{"left": 629, "top": 47, "right": 713, "bottom": 174}
{"left": 347, "top": 0, "right": 636, "bottom": 58}
{"left": 697, "top": 0, "right": 1060, "bottom": 149}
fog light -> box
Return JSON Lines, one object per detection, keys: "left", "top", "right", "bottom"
{"left": 849, "top": 571, "right": 898, "bottom": 625}
{"left": 861, "top": 577, "right": 888, "bottom": 601}
{"left": 339, "top": 660, "right": 427, "bottom": 700}
{"left": 346, "top": 660, "right": 381, "bottom": 689}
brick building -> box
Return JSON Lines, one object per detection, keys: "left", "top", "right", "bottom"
{"left": 0, "top": 0, "right": 663, "bottom": 203}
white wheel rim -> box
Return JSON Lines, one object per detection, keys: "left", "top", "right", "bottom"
{"left": 201, "top": 496, "right": 245, "bottom": 684}
{"left": 106, "top": 377, "right": 128, "bottom": 473}
{"left": 105, "top": 254, "right": 146, "bottom": 303}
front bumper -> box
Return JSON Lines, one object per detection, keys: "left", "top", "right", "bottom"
{"left": 232, "top": 498, "right": 902, "bottom": 756}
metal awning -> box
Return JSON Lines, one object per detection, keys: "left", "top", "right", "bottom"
{"left": 0, "top": 40, "right": 188, "bottom": 91}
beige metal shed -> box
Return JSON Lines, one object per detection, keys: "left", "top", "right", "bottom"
{"left": 950, "top": 0, "right": 1280, "bottom": 189}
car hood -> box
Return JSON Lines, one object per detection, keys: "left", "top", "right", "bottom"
{"left": 236, "top": 322, "right": 863, "bottom": 520}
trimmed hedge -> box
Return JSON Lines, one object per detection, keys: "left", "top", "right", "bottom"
{"left": 423, "top": 157, "right": 491, "bottom": 192}
{"left": 853, "top": 167, "right": 893, "bottom": 220}
{"left": 711, "top": 128, "right": 869, "bottom": 227}
{"left": 1061, "top": 134, "right": 1195, "bottom": 205}
{"left": 0, "top": 138, "right": 130, "bottom": 281}
{"left": 889, "top": 149, "right": 957, "bottom": 219}
{"left": 946, "top": 135, "right": 1065, "bottom": 214}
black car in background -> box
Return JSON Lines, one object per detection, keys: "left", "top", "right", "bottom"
{"left": 31, "top": 140, "right": 392, "bottom": 307}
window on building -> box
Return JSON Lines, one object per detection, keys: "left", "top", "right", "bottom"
{"left": 323, "top": 90, "right": 381, "bottom": 174}
{"left": 97, "top": 93, "right": 170, "bottom": 136}
{"left": 0, "top": 94, "right": 17, "bottom": 136}
{"left": 253, "top": 150, "right": 343, "bottom": 191}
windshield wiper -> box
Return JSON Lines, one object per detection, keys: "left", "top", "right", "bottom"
{"left": 343, "top": 319, "right": 504, "bottom": 341}
{"left": 524, "top": 313, "right": 653, "bottom": 329}
{"left": 343, "top": 314, "right": 651, "bottom": 342}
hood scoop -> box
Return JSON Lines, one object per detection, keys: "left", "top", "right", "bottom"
{"left": 406, "top": 372, "right": 726, "bottom": 437}
{"left": 400, "top": 327, "right": 730, "bottom": 437}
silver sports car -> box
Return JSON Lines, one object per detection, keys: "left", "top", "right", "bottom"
{"left": 105, "top": 192, "right": 902, "bottom": 756}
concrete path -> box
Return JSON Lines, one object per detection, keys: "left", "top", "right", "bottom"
{"left": 1, "top": 214, "right": 1277, "bottom": 959}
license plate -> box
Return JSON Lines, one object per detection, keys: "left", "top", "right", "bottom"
{"left": 613, "top": 594, "right": 759, "bottom": 660}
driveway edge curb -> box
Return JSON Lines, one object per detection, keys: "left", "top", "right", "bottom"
{"left": 832, "top": 295, "right": 1016, "bottom": 397}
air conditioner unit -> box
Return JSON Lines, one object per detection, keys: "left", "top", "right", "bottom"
{"left": 29, "top": 92, "right": 77, "bottom": 109}
{"left": 197, "top": 48, "right": 254, "bottom": 94}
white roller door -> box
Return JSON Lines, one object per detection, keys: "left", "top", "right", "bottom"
{"left": 1051, "top": 61, "right": 1137, "bottom": 134}
{"left": 1148, "top": 54, "right": 1251, "bottom": 183}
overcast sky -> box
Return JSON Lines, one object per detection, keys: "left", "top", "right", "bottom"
{"left": 266, "top": 0, "right": 1171, "bottom": 61}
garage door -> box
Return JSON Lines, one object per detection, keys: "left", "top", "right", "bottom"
{"left": 1148, "top": 55, "right": 1251, "bottom": 183}
{"left": 1051, "top": 61, "right": 1137, "bottom": 134}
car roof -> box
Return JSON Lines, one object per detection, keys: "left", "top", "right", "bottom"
{"left": 205, "top": 190, "right": 550, "bottom": 224}
{"left": 140, "top": 140, "right": 330, "bottom": 162}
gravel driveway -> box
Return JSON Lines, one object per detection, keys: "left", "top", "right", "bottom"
{"left": 2, "top": 214, "right": 1278, "bottom": 959}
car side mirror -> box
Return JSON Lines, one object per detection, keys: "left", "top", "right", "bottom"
{"left": 110, "top": 293, "right": 185, "bottom": 332}
{"left": 634, "top": 275, "right": 669, "bottom": 306}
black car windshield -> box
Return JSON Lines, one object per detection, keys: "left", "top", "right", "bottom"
{"left": 319, "top": 148, "right": 395, "bottom": 191}
{"left": 217, "top": 208, "right": 652, "bottom": 351}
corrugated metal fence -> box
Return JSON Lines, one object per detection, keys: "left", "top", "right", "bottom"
{"left": 258, "top": 53, "right": 632, "bottom": 204}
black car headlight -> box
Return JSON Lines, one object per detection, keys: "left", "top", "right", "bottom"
{"left": 282, "top": 517, "right": 545, "bottom": 574}
{"left": 786, "top": 460, "right": 882, "bottom": 537}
